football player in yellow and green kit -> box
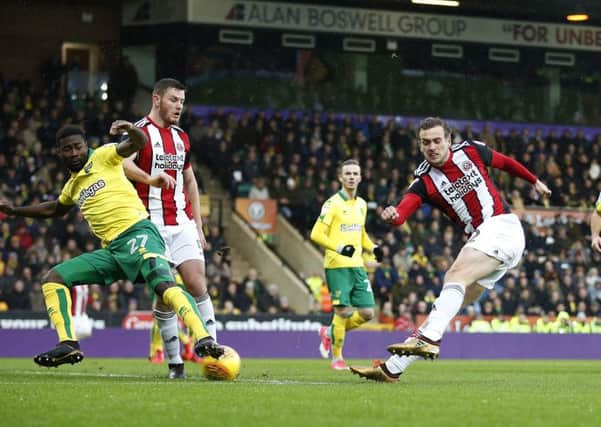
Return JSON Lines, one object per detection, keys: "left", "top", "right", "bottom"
{"left": 310, "top": 159, "right": 383, "bottom": 370}
{"left": 0, "top": 121, "right": 224, "bottom": 368}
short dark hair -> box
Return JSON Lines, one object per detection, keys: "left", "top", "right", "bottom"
{"left": 418, "top": 117, "right": 451, "bottom": 138}
{"left": 56, "top": 125, "right": 85, "bottom": 145}
{"left": 153, "top": 78, "right": 186, "bottom": 96}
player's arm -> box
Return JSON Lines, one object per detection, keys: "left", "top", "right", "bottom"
{"left": 361, "top": 229, "right": 384, "bottom": 263}
{"left": 110, "top": 120, "right": 148, "bottom": 158}
{"left": 0, "top": 199, "right": 72, "bottom": 219}
{"left": 590, "top": 198, "right": 601, "bottom": 253}
{"left": 310, "top": 221, "right": 337, "bottom": 252}
{"left": 361, "top": 229, "right": 375, "bottom": 253}
{"left": 123, "top": 156, "right": 176, "bottom": 189}
{"left": 310, "top": 204, "right": 355, "bottom": 257}
{"left": 183, "top": 167, "right": 207, "bottom": 249}
{"left": 489, "top": 151, "right": 551, "bottom": 198}
{"left": 381, "top": 192, "right": 422, "bottom": 226}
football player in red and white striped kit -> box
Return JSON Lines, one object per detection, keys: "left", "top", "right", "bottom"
{"left": 351, "top": 117, "right": 551, "bottom": 382}
{"left": 123, "top": 78, "right": 217, "bottom": 379}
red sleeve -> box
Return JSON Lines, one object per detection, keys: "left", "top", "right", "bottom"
{"left": 490, "top": 151, "right": 537, "bottom": 184}
{"left": 391, "top": 193, "right": 423, "bottom": 226}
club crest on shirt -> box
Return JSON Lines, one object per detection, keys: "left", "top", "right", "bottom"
{"left": 461, "top": 161, "right": 472, "bottom": 171}
{"left": 176, "top": 143, "right": 184, "bottom": 151}
{"left": 84, "top": 162, "right": 93, "bottom": 173}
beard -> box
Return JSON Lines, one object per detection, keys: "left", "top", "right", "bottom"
{"left": 159, "top": 102, "right": 180, "bottom": 126}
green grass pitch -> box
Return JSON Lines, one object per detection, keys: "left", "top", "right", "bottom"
{"left": 1, "top": 358, "right": 600, "bottom": 427}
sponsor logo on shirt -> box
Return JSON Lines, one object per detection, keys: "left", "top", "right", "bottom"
{"left": 339, "top": 223, "right": 362, "bottom": 232}
{"left": 154, "top": 153, "right": 185, "bottom": 170}
{"left": 443, "top": 169, "right": 483, "bottom": 203}
{"left": 77, "top": 179, "right": 106, "bottom": 207}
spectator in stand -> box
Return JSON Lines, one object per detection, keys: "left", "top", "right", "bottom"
{"left": 378, "top": 301, "right": 395, "bottom": 326}
{"left": 206, "top": 225, "right": 227, "bottom": 255}
{"left": 241, "top": 268, "right": 265, "bottom": 299}
{"left": 259, "top": 283, "right": 282, "bottom": 314}
{"left": 373, "top": 259, "right": 399, "bottom": 301}
{"left": 5, "top": 279, "right": 31, "bottom": 310}
{"left": 220, "top": 281, "right": 247, "bottom": 313}
{"left": 279, "top": 296, "right": 294, "bottom": 313}
{"left": 248, "top": 176, "right": 270, "bottom": 200}
{"left": 394, "top": 304, "right": 414, "bottom": 332}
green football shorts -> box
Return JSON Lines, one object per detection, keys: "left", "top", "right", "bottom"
{"left": 325, "top": 267, "right": 375, "bottom": 308}
{"left": 53, "top": 219, "right": 174, "bottom": 291}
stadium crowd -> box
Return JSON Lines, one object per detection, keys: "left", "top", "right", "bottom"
{"left": 1, "top": 73, "right": 601, "bottom": 329}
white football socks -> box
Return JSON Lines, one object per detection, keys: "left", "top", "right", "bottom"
{"left": 385, "top": 354, "right": 421, "bottom": 375}
{"left": 154, "top": 309, "right": 183, "bottom": 364}
{"left": 196, "top": 292, "right": 217, "bottom": 340}
{"left": 419, "top": 282, "right": 466, "bottom": 342}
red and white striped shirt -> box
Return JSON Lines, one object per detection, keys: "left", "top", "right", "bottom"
{"left": 393, "top": 140, "right": 536, "bottom": 234}
{"left": 133, "top": 117, "right": 193, "bottom": 226}
{"left": 71, "top": 286, "right": 89, "bottom": 316}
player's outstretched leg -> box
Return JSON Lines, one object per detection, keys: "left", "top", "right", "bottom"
{"left": 34, "top": 342, "right": 84, "bottom": 367}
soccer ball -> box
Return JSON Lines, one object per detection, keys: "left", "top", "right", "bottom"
{"left": 200, "top": 345, "right": 241, "bottom": 381}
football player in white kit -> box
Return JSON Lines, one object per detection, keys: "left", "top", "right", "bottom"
{"left": 351, "top": 117, "right": 551, "bottom": 382}
{"left": 123, "top": 79, "right": 217, "bottom": 379}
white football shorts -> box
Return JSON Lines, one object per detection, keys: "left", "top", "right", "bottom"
{"left": 155, "top": 219, "right": 205, "bottom": 267}
{"left": 464, "top": 213, "right": 525, "bottom": 289}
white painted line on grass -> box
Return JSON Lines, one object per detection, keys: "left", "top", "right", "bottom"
{"left": 4, "top": 370, "right": 341, "bottom": 386}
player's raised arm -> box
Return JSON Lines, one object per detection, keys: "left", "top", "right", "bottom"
{"left": 123, "top": 157, "right": 176, "bottom": 189}
{"left": 489, "top": 150, "right": 551, "bottom": 198}
{"left": 0, "top": 199, "right": 72, "bottom": 219}
{"left": 111, "top": 120, "right": 149, "bottom": 157}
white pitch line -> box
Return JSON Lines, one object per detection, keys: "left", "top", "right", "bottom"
{"left": 3, "top": 370, "right": 341, "bottom": 385}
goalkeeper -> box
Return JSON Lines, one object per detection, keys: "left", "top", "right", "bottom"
{"left": 0, "top": 122, "right": 224, "bottom": 367}
{"left": 310, "top": 159, "right": 383, "bottom": 370}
